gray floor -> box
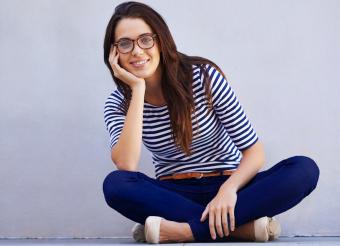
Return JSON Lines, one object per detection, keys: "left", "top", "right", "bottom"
{"left": 1, "top": 237, "right": 340, "bottom": 245}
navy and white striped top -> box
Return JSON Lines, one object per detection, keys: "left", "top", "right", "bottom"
{"left": 104, "top": 64, "right": 258, "bottom": 179}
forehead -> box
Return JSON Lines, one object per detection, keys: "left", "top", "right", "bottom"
{"left": 115, "top": 18, "right": 153, "bottom": 41}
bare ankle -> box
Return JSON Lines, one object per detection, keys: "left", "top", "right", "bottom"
{"left": 181, "top": 223, "right": 195, "bottom": 242}
{"left": 159, "top": 220, "right": 195, "bottom": 243}
{"left": 229, "top": 220, "right": 255, "bottom": 241}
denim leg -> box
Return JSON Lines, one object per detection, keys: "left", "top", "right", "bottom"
{"left": 102, "top": 155, "right": 319, "bottom": 242}
{"left": 235, "top": 155, "right": 320, "bottom": 223}
{"left": 191, "top": 155, "right": 320, "bottom": 241}
{"left": 102, "top": 170, "right": 206, "bottom": 226}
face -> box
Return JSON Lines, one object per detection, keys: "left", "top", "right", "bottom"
{"left": 114, "top": 18, "right": 161, "bottom": 80}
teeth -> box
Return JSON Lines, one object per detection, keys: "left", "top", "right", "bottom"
{"left": 132, "top": 60, "right": 147, "bottom": 65}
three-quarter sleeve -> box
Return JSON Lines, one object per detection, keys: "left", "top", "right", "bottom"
{"left": 205, "top": 64, "right": 258, "bottom": 150}
{"left": 103, "top": 90, "right": 126, "bottom": 149}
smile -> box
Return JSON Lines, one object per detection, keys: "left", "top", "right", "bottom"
{"left": 130, "top": 59, "right": 150, "bottom": 67}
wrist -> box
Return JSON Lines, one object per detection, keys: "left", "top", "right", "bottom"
{"left": 131, "top": 82, "right": 145, "bottom": 92}
{"left": 220, "top": 182, "right": 238, "bottom": 193}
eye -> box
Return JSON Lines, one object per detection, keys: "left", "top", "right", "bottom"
{"left": 118, "top": 39, "right": 132, "bottom": 48}
{"left": 140, "top": 36, "right": 153, "bottom": 45}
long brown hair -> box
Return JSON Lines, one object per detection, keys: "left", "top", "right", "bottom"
{"left": 103, "top": 1, "right": 228, "bottom": 156}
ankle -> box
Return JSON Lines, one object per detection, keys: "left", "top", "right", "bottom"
{"left": 229, "top": 220, "right": 255, "bottom": 241}
{"left": 159, "top": 220, "right": 194, "bottom": 243}
{"left": 181, "top": 223, "right": 195, "bottom": 242}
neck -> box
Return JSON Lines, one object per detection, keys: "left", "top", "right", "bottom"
{"left": 145, "top": 64, "right": 164, "bottom": 99}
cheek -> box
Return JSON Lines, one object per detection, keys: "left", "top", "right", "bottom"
{"left": 118, "top": 56, "right": 124, "bottom": 65}
{"left": 150, "top": 49, "right": 161, "bottom": 64}
{"left": 118, "top": 56, "right": 129, "bottom": 68}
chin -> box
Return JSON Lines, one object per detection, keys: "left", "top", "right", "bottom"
{"left": 129, "top": 71, "right": 147, "bottom": 79}
{"left": 132, "top": 68, "right": 156, "bottom": 79}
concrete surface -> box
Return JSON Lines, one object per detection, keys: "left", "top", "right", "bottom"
{"left": 1, "top": 237, "right": 340, "bottom": 245}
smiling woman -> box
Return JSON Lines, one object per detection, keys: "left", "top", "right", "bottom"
{"left": 114, "top": 18, "right": 161, "bottom": 81}
{"left": 102, "top": 1, "right": 319, "bottom": 244}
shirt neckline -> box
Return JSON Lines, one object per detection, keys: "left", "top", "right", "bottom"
{"left": 144, "top": 101, "right": 167, "bottom": 108}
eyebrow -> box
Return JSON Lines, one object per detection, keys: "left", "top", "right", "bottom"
{"left": 116, "top": 32, "right": 153, "bottom": 42}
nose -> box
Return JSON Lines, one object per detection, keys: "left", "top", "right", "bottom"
{"left": 131, "top": 40, "right": 144, "bottom": 56}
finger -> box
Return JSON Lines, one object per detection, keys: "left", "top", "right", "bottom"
{"left": 114, "top": 49, "right": 119, "bottom": 64}
{"left": 109, "top": 45, "right": 113, "bottom": 63}
{"left": 222, "top": 207, "right": 229, "bottom": 236}
{"left": 200, "top": 207, "right": 207, "bottom": 222}
{"left": 109, "top": 45, "right": 115, "bottom": 61}
{"left": 110, "top": 46, "right": 120, "bottom": 76}
{"left": 215, "top": 207, "right": 224, "bottom": 238}
{"left": 110, "top": 45, "right": 118, "bottom": 63}
{"left": 201, "top": 203, "right": 210, "bottom": 222}
{"left": 209, "top": 209, "right": 216, "bottom": 240}
{"left": 229, "top": 207, "right": 235, "bottom": 232}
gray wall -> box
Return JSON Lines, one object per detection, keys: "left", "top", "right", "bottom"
{"left": 1, "top": 0, "right": 339, "bottom": 238}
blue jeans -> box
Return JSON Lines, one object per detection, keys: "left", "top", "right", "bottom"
{"left": 102, "top": 155, "right": 319, "bottom": 242}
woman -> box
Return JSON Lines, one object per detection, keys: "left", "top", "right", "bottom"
{"left": 102, "top": 1, "right": 319, "bottom": 243}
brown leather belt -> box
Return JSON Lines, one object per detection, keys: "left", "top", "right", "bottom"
{"left": 159, "top": 169, "right": 236, "bottom": 181}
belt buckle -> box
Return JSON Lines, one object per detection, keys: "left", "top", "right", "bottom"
{"left": 195, "top": 173, "right": 204, "bottom": 179}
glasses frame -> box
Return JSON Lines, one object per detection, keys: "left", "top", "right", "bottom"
{"left": 114, "top": 33, "right": 157, "bottom": 54}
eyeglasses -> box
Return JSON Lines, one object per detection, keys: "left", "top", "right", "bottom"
{"left": 114, "top": 33, "right": 157, "bottom": 54}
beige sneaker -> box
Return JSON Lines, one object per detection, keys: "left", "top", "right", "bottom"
{"left": 144, "top": 216, "right": 162, "bottom": 244}
{"left": 131, "top": 223, "right": 146, "bottom": 242}
{"left": 254, "top": 216, "right": 281, "bottom": 242}
{"left": 268, "top": 217, "right": 281, "bottom": 241}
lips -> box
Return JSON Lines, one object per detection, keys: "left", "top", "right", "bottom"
{"left": 130, "top": 59, "right": 150, "bottom": 67}
{"left": 130, "top": 59, "right": 150, "bottom": 64}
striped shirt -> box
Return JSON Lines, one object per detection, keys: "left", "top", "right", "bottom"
{"left": 104, "top": 64, "right": 258, "bottom": 179}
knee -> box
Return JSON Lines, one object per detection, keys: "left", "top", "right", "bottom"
{"left": 102, "top": 170, "right": 139, "bottom": 204}
{"left": 291, "top": 155, "right": 320, "bottom": 191}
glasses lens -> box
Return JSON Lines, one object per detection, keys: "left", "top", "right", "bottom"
{"left": 117, "top": 40, "right": 133, "bottom": 53}
{"left": 138, "top": 35, "right": 154, "bottom": 49}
